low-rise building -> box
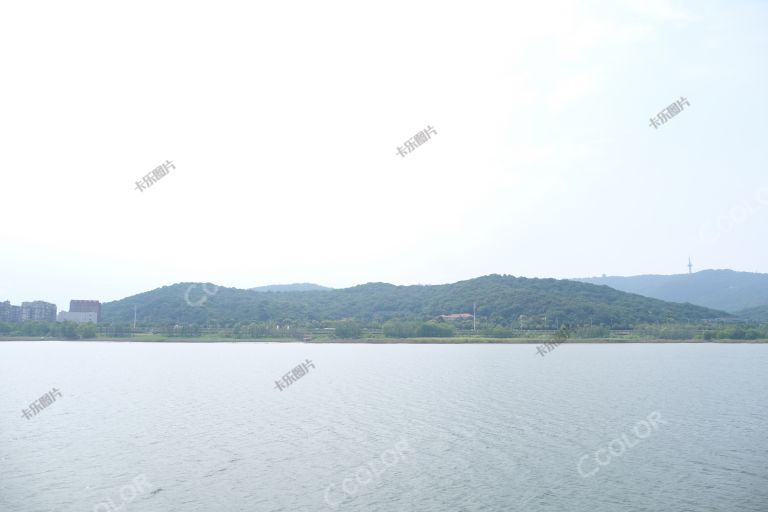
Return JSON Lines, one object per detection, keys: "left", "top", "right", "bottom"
{"left": 57, "top": 311, "right": 98, "bottom": 323}
{"left": 70, "top": 300, "right": 101, "bottom": 323}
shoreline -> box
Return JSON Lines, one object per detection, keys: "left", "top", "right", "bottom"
{"left": 1, "top": 337, "right": 767, "bottom": 344}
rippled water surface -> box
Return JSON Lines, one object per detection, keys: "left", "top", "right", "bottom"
{"left": 1, "top": 341, "right": 766, "bottom": 511}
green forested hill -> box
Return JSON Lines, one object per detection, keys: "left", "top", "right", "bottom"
{"left": 101, "top": 275, "right": 728, "bottom": 328}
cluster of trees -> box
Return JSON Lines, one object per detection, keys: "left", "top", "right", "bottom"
{"left": 382, "top": 321, "right": 454, "bottom": 338}
{"left": 0, "top": 321, "right": 97, "bottom": 339}
{"left": 334, "top": 320, "right": 362, "bottom": 339}
{"left": 632, "top": 323, "right": 768, "bottom": 340}
{"left": 98, "top": 323, "right": 134, "bottom": 337}
{"left": 101, "top": 275, "right": 728, "bottom": 328}
{"left": 478, "top": 324, "right": 610, "bottom": 339}
{"left": 702, "top": 325, "right": 768, "bottom": 340}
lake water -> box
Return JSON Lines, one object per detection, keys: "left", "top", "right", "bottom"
{"left": 1, "top": 342, "right": 766, "bottom": 512}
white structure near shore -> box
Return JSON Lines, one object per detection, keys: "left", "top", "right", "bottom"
{"left": 57, "top": 311, "right": 98, "bottom": 323}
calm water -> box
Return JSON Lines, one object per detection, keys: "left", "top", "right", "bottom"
{"left": 1, "top": 342, "right": 766, "bottom": 512}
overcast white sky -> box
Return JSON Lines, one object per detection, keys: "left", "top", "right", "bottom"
{"left": 1, "top": 0, "right": 766, "bottom": 309}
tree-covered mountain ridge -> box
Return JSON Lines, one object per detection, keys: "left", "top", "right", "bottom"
{"left": 102, "top": 274, "right": 729, "bottom": 328}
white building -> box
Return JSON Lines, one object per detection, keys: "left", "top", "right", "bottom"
{"left": 57, "top": 311, "right": 98, "bottom": 324}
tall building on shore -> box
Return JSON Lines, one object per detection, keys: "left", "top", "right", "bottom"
{"left": 20, "top": 301, "right": 57, "bottom": 322}
{"left": 70, "top": 300, "right": 101, "bottom": 323}
{"left": 0, "top": 301, "right": 22, "bottom": 323}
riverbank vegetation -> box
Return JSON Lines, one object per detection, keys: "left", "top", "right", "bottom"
{"left": 2, "top": 320, "right": 766, "bottom": 342}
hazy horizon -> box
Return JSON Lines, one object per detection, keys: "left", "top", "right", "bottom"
{"left": 2, "top": 0, "right": 766, "bottom": 310}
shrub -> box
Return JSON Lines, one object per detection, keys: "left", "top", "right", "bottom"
{"left": 335, "top": 320, "right": 362, "bottom": 339}
{"left": 415, "top": 322, "right": 454, "bottom": 338}
{"left": 383, "top": 321, "right": 417, "bottom": 338}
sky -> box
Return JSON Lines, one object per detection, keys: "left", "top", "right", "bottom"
{"left": 1, "top": 0, "right": 767, "bottom": 310}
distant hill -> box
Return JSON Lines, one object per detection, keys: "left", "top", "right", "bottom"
{"left": 735, "top": 305, "right": 768, "bottom": 322}
{"left": 101, "top": 274, "right": 728, "bottom": 327}
{"left": 249, "top": 283, "right": 330, "bottom": 292}
{"left": 576, "top": 269, "right": 768, "bottom": 313}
